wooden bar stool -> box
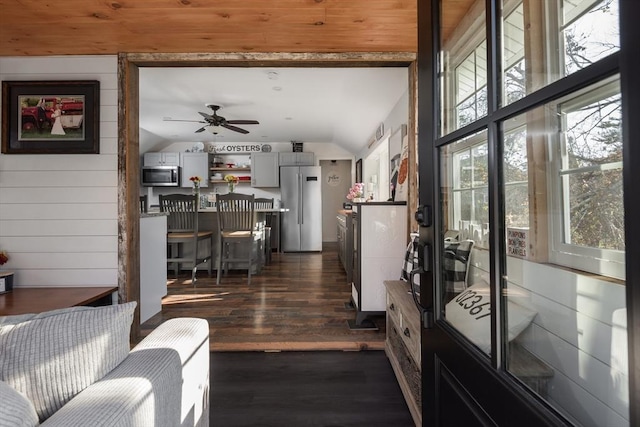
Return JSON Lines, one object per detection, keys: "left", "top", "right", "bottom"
{"left": 160, "top": 194, "right": 213, "bottom": 286}
{"left": 254, "top": 197, "right": 274, "bottom": 264}
{"left": 215, "top": 193, "right": 263, "bottom": 284}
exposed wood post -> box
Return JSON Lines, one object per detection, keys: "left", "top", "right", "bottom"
{"left": 118, "top": 53, "right": 141, "bottom": 340}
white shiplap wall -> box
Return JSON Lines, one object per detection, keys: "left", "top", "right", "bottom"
{"left": 0, "top": 55, "right": 118, "bottom": 287}
{"left": 466, "top": 249, "right": 629, "bottom": 427}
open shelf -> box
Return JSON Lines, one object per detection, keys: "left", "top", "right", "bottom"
{"left": 210, "top": 167, "right": 251, "bottom": 171}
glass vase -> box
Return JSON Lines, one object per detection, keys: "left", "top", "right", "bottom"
{"left": 193, "top": 185, "right": 200, "bottom": 207}
{"left": 228, "top": 183, "right": 235, "bottom": 193}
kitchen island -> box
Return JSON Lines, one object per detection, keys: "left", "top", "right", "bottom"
{"left": 140, "top": 210, "right": 168, "bottom": 323}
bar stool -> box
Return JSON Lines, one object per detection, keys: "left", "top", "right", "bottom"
{"left": 215, "top": 193, "right": 263, "bottom": 284}
{"left": 159, "top": 194, "right": 213, "bottom": 286}
{"left": 254, "top": 197, "right": 274, "bottom": 263}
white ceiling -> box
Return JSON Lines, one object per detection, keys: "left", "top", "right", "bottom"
{"left": 138, "top": 67, "right": 408, "bottom": 154}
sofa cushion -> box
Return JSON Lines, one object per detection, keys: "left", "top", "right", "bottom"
{"left": 0, "top": 302, "right": 136, "bottom": 421}
{"left": 0, "top": 380, "right": 39, "bottom": 427}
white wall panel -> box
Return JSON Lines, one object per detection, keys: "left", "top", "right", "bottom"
{"left": 1, "top": 236, "right": 117, "bottom": 252}
{"left": 0, "top": 55, "right": 119, "bottom": 288}
{"left": 0, "top": 170, "right": 117, "bottom": 187}
{"left": 1, "top": 185, "right": 116, "bottom": 201}
{"left": 14, "top": 269, "right": 119, "bottom": 287}
{"left": 9, "top": 252, "right": 118, "bottom": 269}
{"left": 1, "top": 220, "right": 117, "bottom": 236}
{"left": 0, "top": 154, "right": 117, "bottom": 171}
{"left": 0, "top": 203, "right": 117, "bottom": 220}
{"left": 460, "top": 248, "right": 629, "bottom": 426}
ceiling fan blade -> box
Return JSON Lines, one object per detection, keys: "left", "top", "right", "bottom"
{"left": 195, "top": 127, "right": 207, "bottom": 133}
{"left": 198, "top": 111, "right": 213, "bottom": 120}
{"left": 221, "top": 123, "right": 249, "bottom": 134}
{"left": 163, "top": 119, "right": 207, "bottom": 123}
{"left": 226, "top": 120, "right": 260, "bottom": 125}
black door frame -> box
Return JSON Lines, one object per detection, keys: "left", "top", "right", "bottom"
{"left": 417, "top": 0, "right": 639, "bottom": 425}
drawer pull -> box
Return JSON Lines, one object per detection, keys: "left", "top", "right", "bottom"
{"left": 403, "top": 327, "right": 411, "bottom": 338}
{"left": 389, "top": 303, "right": 395, "bottom": 311}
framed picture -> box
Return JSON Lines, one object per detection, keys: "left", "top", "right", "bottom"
{"left": 1, "top": 80, "right": 100, "bottom": 154}
{"left": 355, "top": 158, "right": 362, "bottom": 183}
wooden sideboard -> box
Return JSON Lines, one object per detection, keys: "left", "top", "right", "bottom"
{"left": 384, "top": 280, "right": 421, "bottom": 426}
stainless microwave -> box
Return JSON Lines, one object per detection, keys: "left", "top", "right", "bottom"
{"left": 141, "top": 166, "right": 181, "bottom": 187}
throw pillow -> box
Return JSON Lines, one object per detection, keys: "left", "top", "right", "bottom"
{"left": 0, "top": 380, "right": 39, "bottom": 427}
{"left": 443, "top": 239, "right": 474, "bottom": 292}
{"left": 401, "top": 233, "right": 420, "bottom": 291}
{"left": 0, "top": 301, "right": 136, "bottom": 421}
{"left": 445, "top": 283, "right": 537, "bottom": 353}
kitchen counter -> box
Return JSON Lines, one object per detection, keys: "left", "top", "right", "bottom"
{"left": 198, "top": 207, "right": 289, "bottom": 213}
{"left": 337, "top": 209, "right": 353, "bottom": 216}
{"left": 141, "top": 211, "right": 169, "bottom": 218}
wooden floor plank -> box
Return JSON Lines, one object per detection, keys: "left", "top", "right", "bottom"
{"left": 140, "top": 242, "right": 387, "bottom": 352}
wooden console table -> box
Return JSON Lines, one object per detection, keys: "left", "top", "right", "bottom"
{"left": 0, "top": 287, "right": 118, "bottom": 316}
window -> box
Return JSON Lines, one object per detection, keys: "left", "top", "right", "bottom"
{"left": 455, "top": 42, "right": 488, "bottom": 127}
{"left": 551, "top": 80, "right": 624, "bottom": 278}
{"left": 561, "top": 0, "right": 620, "bottom": 74}
{"left": 449, "top": 135, "right": 489, "bottom": 247}
{"left": 503, "top": 3, "right": 526, "bottom": 105}
{"left": 441, "top": 0, "right": 622, "bottom": 278}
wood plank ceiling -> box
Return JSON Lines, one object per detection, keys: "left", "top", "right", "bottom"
{"left": 0, "top": 0, "right": 420, "bottom": 56}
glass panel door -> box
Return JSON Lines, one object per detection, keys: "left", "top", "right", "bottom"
{"left": 501, "top": 77, "right": 628, "bottom": 426}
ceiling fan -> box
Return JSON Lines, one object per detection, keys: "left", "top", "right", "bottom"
{"left": 164, "top": 104, "right": 259, "bottom": 134}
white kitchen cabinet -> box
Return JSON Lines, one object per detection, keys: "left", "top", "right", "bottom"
{"left": 279, "top": 152, "right": 314, "bottom": 166}
{"left": 143, "top": 151, "right": 180, "bottom": 167}
{"left": 180, "top": 152, "right": 209, "bottom": 187}
{"left": 251, "top": 152, "right": 279, "bottom": 187}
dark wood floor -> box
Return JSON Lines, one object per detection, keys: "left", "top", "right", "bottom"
{"left": 140, "top": 242, "right": 387, "bottom": 351}
{"left": 210, "top": 351, "right": 415, "bottom": 427}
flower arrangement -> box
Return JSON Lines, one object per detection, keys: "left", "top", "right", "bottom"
{"left": 189, "top": 176, "right": 201, "bottom": 188}
{"left": 223, "top": 174, "right": 239, "bottom": 184}
{"left": 346, "top": 182, "right": 365, "bottom": 201}
{"left": 224, "top": 174, "right": 238, "bottom": 193}
{"left": 0, "top": 250, "right": 8, "bottom": 266}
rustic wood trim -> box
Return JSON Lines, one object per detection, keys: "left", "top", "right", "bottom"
{"left": 118, "top": 53, "right": 141, "bottom": 340}
{"left": 408, "top": 60, "right": 419, "bottom": 234}
{"left": 119, "top": 52, "right": 419, "bottom": 339}
{"left": 124, "top": 52, "right": 416, "bottom": 67}
{"left": 523, "top": 0, "right": 549, "bottom": 262}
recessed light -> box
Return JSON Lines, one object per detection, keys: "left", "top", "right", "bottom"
{"left": 267, "top": 71, "right": 279, "bottom": 80}
{"left": 285, "top": 117, "right": 293, "bottom": 120}
{"left": 272, "top": 86, "right": 282, "bottom": 91}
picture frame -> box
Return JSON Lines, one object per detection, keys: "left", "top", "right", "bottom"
{"left": 1, "top": 80, "right": 100, "bottom": 154}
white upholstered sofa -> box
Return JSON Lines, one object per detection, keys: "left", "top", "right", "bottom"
{"left": 0, "top": 302, "right": 209, "bottom": 427}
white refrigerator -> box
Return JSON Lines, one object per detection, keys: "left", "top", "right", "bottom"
{"left": 280, "top": 166, "right": 323, "bottom": 252}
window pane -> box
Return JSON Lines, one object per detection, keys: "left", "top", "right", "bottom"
{"left": 563, "top": 0, "right": 620, "bottom": 74}
{"left": 567, "top": 169, "right": 624, "bottom": 250}
{"left": 440, "top": 1, "right": 486, "bottom": 135}
{"left": 501, "top": 78, "right": 628, "bottom": 426}
{"left": 561, "top": 91, "right": 623, "bottom": 254}
{"left": 500, "top": 0, "right": 619, "bottom": 105}
{"left": 440, "top": 131, "right": 490, "bottom": 355}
